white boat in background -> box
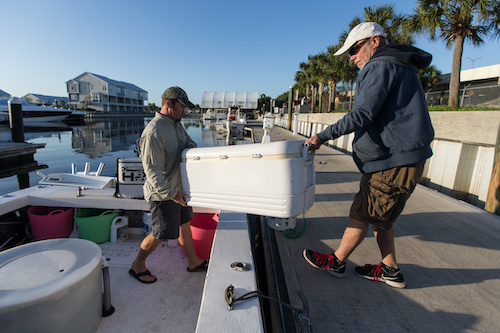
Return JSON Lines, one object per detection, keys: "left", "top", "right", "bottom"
{"left": 202, "top": 109, "right": 215, "bottom": 120}
{"left": 0, "top": 97, "right": 73, "bottom": 123}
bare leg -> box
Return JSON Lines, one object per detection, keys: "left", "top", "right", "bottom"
{"left": 334, "top": 218, "right": 369, "bottom": 263}
{"left": 131, "top": 233, "right": 162, "bottom": 282}
{"left": 372, "top": 225, "right": 398, "bottom": 268}
{"left": 178, "top": 222, "right": 204, "bottom": 270}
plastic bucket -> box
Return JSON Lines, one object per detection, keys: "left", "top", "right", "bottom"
{"left": 27, "top": 207, "right": 74, "bottom": 241}
{"left": 74, "top": 209, "right": 119, "bottom": 244}
{"left": 181, "top": 213, "right": 219, "bottom": 260}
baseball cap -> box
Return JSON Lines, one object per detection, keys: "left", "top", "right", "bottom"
{"left": 334, "top": 22, "right": 387, "bottom": 56}
{"left": 161, "top": 86, "right": 195, "bottom": 108}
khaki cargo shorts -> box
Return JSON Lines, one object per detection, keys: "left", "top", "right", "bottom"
{"left": 350, "top": 161, "right": 425, "bottom": 230}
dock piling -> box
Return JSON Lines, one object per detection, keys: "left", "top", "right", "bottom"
{"left": 8, "top": 98, "right": 25, "bottom": 143}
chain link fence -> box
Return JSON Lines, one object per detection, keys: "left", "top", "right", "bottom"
{"left": 331, "top": 85, "right": 500, "bottom": 111}
{"left": 425, "top": 84, "right": 500, "bottom": 107}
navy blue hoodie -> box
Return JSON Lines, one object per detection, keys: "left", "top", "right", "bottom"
{"left": 316, "top": 44, "right": 435, "bottom": 173}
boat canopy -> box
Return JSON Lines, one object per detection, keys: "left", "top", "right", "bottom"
{"left": 201, "top": 91, "right": 258, "bottom": 109}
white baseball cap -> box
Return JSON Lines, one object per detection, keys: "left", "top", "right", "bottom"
{"left": 334, "top": 22, "right": 387, "bottom": 56}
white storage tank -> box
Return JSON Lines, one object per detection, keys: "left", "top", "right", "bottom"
{"left": 181, "top": 140, "right": 315, "bottom": 218}
{"left": 0, "top": 239, "right": 104, "bottom": 333}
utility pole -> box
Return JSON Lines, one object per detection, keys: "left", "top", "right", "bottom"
{"left": 466, "top": 57, "right": 481, "bottom": 69}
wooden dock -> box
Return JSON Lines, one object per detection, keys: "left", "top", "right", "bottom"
{"left": 0, "top": 142, "right": 47, "bottom": 179}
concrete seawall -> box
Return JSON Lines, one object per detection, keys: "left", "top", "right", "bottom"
{"left": 274, "top": 111, "right": 500, "bottom": 209}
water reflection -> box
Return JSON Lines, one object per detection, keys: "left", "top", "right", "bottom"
{"left": 0, "top": 117, "right": 250, "bottom": 195}
{"left": 201, "top": 119, "right": 250, "bottom": 146}
{"left": 71, "top": 118, "right": 150, "bottom": 158}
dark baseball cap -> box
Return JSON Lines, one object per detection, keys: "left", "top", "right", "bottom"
{"left": 161, "top": 86, "right": 195, "bottom": 108}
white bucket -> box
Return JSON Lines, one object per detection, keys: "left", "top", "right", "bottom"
{"left": 142, "top": 212, "right": 152, "bottom": 235}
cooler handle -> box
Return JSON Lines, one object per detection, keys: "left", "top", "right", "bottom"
{"left": 303, "top": 143, "right": 315, "bottom": 165}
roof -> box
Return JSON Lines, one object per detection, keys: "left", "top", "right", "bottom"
{"left": 438, "top": 64, "right": 500, "bottom": 85}
{"left": 0, "top": 89, "right": 10, "bottom": 97}
{"left": 70, "top": 72, "right": 147, "bottom": 92}
{"left": 23, "top": 93, "right": 68, "bottom": 102}
{"left": 201, "top": 91, "right": 258, "bottom": 109}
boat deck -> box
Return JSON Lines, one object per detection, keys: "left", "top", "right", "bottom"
{"left": 259, "top": 121, "right": 500, "bottom": 332}
{"left": 96, "top": 229, "right": 205, "bottom": 333}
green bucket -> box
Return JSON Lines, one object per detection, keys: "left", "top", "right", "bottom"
{"left": 74, "top": 209, "right": 119, "bottom": 243}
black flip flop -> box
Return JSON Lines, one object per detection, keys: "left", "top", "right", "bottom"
{"left": 187, "top": 260, "right": 209, "bottom": 272}
{"left": 129, "top": 269, "right": 157, "bottom": 283}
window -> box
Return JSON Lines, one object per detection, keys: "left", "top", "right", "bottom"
{"left": 92, "top": 94, "right": 101, "bottom": 103}
{"left": 71, "top": 94, "right": 78, "bottom": 101}
{"left": 90, "top": 85, "right": 94, "bottom": 91}
{"left": 102, "top": 85, "right": 107, "bottom": 91}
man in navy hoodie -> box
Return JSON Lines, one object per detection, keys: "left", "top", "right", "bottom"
{"left": 303, "top": 22, "right": 434, "bottom": 288}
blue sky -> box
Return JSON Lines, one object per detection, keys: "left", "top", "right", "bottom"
{"left": 1, "top": 0, "right": 499, "bottom": 106}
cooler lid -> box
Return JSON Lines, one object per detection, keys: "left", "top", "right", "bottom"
{"left": 0, "top": 250, "right": 77, "bottom": 290}
{"left": 182, "top": 140, "right": 305, "bottom": 161}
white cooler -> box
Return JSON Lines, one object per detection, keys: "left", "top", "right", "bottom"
{"left": 181, "top": 140, "right": 315, "bottom": 218}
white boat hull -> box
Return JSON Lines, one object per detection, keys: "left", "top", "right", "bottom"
{"left": 0, "top": 97, "right": 72, "bottom": 123}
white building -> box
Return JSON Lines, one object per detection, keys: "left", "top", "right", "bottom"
{"left": 66, "top": 72, "right": 148, "bottom": 113}
{"left": 22, "top": 93, "right": 68, "bottom": 106}
{"left": 201, "top": 91, "right": 258, "bottom": 110}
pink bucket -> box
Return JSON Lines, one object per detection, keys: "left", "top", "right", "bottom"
{"left": 181, "top": 213, "right": 219, "bottom": 259}
{"left": 27, "top": 207, "right": 74, "bottom": 241}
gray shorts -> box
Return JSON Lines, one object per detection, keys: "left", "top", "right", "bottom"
{"left": 149, "top": 200, "right": 193, "bottom": 240}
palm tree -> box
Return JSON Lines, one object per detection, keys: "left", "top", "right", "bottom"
{"left": 406, "top": 0, "right": 500, "bottom": 108}
{"left": 340, "top": 60, "right": 360, "bottom": 110}
{"left": 311, "top": 53, "right": 331, "bottom": 112}
{"left": 323, "top": 44, "right": 350, "bottom": 111}
{"left": 306, "top": 54, "right": 323, "bottom": 113}
{"left": 419, "top": 65, "right": 443, "bottom": 91}
{"left": 340, "top": 5, "right": 414, "bottom": 45}
{"left": 296, "top": 61, "right": 314, "bottom": 109}
{"left": 294, "top": 70, "right": 307, "bottom": 97}
{"left": 491, "top": 1, "right": 500, "bottom": 38}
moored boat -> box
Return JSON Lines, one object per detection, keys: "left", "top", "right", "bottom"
{"left": 0, "top": 139, "right": 315, "bottom": 332}
{"left": 0, "top": 97, "right": 73, "bottom": 123}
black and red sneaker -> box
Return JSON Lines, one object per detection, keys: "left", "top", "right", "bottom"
{"left": 354, "top": 262, "right": 406, "bottom": 288}
{"left": 302, "top": 249, "right": 345, "bottom": 278}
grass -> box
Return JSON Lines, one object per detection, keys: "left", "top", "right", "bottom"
{"left": 327, "top": 105, "right": 500, "bottom": 112}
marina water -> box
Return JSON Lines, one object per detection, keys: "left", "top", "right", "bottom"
{"left": 0, "top": 117, "right": 229, "bottom": 196}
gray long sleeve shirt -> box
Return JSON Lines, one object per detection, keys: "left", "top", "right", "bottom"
{"left": 140, "top": 112, "right": 196, "bottom": 202}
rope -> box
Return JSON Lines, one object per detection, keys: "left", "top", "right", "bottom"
{"left": 284, "top": 213, "right": 306, "bottom": 239}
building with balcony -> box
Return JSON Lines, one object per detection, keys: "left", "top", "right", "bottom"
{"left": 66, "top": 72, "right": 148, "bottom": 113}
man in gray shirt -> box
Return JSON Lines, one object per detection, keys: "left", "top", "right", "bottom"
{"left": 129, "top": 86, "right": 208, "bottom": 283}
